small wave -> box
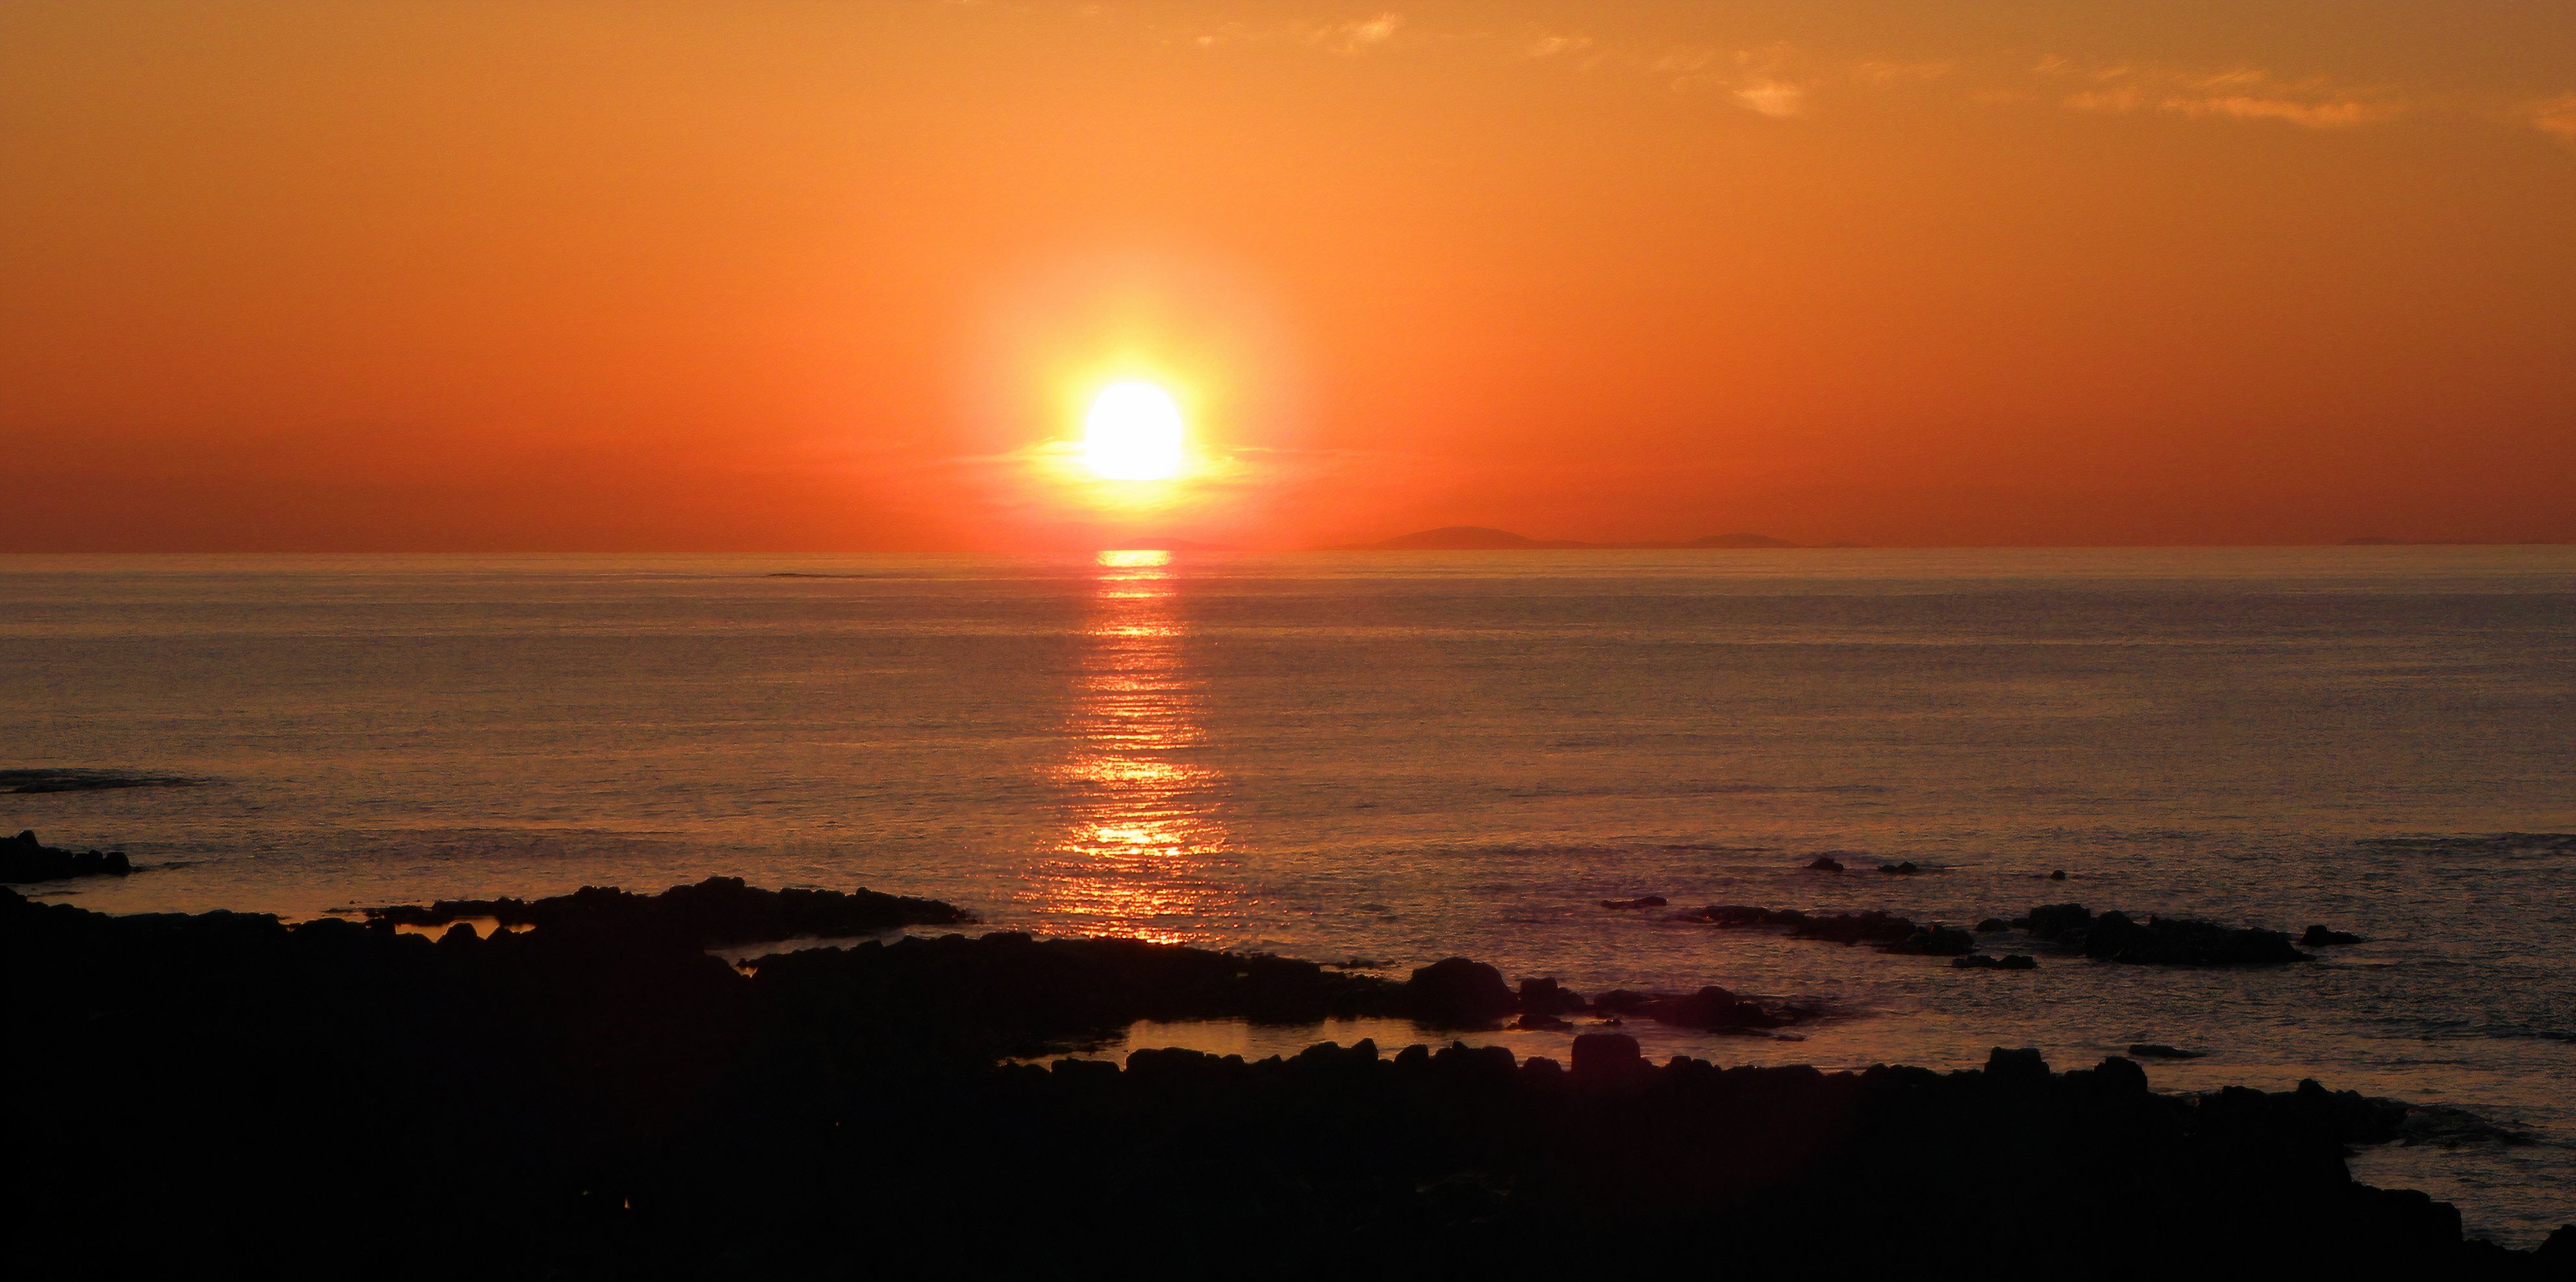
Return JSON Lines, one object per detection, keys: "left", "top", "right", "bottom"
{"left": 2359, "top": 833, "right": 2576, "bottom": 857}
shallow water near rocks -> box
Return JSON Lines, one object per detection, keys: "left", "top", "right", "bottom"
{"left": 5, "top": 549, "right": 2571, "bottom": 1242}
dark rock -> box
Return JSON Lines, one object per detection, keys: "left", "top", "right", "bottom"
{"left": 1998, "top": 955, "right": 2037, "bottom": 970}
{"left": 2536, "top": 1224, "right": 2575, "bottom": 1270}
{"left": 1598, "top": 894, "right": 1668, "bottom": 910}
{"left": 1975, "top": 917, "right": 2009, "bottom": 933}
{"left": 2084, "top": 912, "right": 2307, "bottom": 966}
{"left": 1637, "top": 985, "right": 1795, "bottom": 1031}
{"left": 2022, "top": 903, "right": 2095, "bottom": 941}
{"left": 364, "top": 875, "right": 972, "bottom": 947}
{"left": 2127, "top": 1044, "right": 2207, "bottom": 1060}
{"left": 1569, "top": 1031, "right": 1645, "bottom": 1083}
{"left": 1404, "top": 957, "right": 1519, "bottom": 1026}
{"left": 1512, "top": 1012, "right": 1574, "bottom": 1031}
{"left": 2089, "top": 1055, "right": 2150, "bottom": 1095}
{"left": 1805, "top": 855, "right": 1845, "bottom": 872}
{"left": 1, "top": 831, "right": 134, "bottom": 883}
{"left": 2300, "top": 925, "right": 2362, "bottom": 947}
{"left": 1796, "top": 910, "right": 1919, "bottom": 948}
{"left": 1517, "top": 977, "right": 1586, "bottom": 1015}
{"left": 1878, "top": 861, "right": 1923, "bottom": 875}
{"left": 1985, "top": 1046, "right": 2049, "bottom": 1083}
{"left": 1591, "top": 988, "right": 1652, "bottom": 1014}
{"left": 2050, "top": 869, "right": 2069, "bottom": 881}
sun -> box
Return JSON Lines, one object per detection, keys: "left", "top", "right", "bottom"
{"left": 1081, "top": 381, "right": 1186, "bottom": 481}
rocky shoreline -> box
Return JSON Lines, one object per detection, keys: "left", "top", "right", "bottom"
{"left": 7, "top": 879, "right": 2568, "bottom": 1276}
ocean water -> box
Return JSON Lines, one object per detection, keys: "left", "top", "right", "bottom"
{"left": 5, "top": 549, "right": 2571, "bottom": 1242}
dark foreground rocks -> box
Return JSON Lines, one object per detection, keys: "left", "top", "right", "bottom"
{"left": 5, "top": 887, "right": 2558, "bottom": 1278}
{"left": 1, "top": 829, "right": 132, "bottom": 882}
{"left": 362, "top": 874, "right": 974, "bottom": 947}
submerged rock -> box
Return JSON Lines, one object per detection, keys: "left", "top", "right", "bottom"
{"left": 1638, "top": 985, "right": 1797, "bottom": 1031}
{"left": 0, "top": 770, "right": 201, "bottom": 794}
{"left": 2128, "top": 1044, "right": 2208, "bottom": 1060}
{"left": 1598, "top": 894, "right": 1668, "bottom": 910}
{"left": 2300, "top": 924, "right": 2363, "bottom": 946}
{"left": 1886, "top": 925, "right": 1976, "bottom": 956}
{"left": 1878, "top": 861, "right": 1924, "bottom": 875}
{"left": 1805, "top": 855, "right": 1845, "bottom": 872}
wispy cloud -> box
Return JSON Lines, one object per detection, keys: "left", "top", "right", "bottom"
{"left": 2521, "top": 93, "right": 2576, "bottom": 144}
{"left": 1193, "top": 10, "right": 1402, "bottom": 57}
{"left": 1116, "top": 10, "right": 2564, "bottom": 145}
{"left": 2041, "top": 58, "right": 2399, "bottom": 129}
{"left": 1323, "top": 11, "right": 1401, "bottom": 54}
{"left": 1732, "top": 79, "right": 1807, "bottom": 118}
{"left": 1639, "top": 42, "right": 1818, "bottom": 118}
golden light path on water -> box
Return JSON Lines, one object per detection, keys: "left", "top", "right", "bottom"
{"left": 1022, "top": 549, "right": 1242, "bottom": 944}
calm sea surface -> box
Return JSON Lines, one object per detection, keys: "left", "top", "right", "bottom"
{"left": 5, "top": 549, "right": 2571, "bottom": 1242}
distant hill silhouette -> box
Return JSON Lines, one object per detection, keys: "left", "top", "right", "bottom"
{"left": 1333, "top": 527, "right": 1802, "bottom": 551}
{"left": 1686, "top": 532, "right": 1797, "bottom": 548}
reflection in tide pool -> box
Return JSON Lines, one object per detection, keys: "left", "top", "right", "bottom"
{"left": 1022, "top": 551, "right": 1242, "bottom": 944}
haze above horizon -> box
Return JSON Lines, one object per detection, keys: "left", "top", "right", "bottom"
{"left": 3, "top": 1, "right": 2570, "bottom": 553}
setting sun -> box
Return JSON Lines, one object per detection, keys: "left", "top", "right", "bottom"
{"left": 1082, "top": 381, "right": 1186, "bottom": 481}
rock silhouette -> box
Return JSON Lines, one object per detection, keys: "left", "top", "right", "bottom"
{"left": 363, "top": 874, "right": 972, "bottom": 946}
{"left": 1, "top": 830, "right": 132, "bottom": 882}
{"left": 1953, "top": 953, "right": 2038, "bottom": 970}
{"left": 5, "top": 884, "right": 2556, "bottom": 1275}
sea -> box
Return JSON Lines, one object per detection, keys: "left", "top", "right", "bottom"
{"left": 5, "top": 548, "right": 2571, "bottom": 1243}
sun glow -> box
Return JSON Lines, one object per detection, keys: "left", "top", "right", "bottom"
{"left": 1081, "top": 381, "right": 1187, "bottom": 481}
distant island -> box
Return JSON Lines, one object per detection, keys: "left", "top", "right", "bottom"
{"left": 1331, "top": 525, "right": 1804, "bottom": 551}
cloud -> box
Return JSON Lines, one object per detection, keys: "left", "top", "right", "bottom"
{"left": 2523, "top": 93, "right": 2576, "bottom": 144}
{"left": 1522, "top": 32, "right": 1594, "bottom": 61}
{"left": 2042, "top": 58, "right": 2399, "bottom": 129}
{"left": 1641, "top": 43, "right": 1814, "bottom": 118}
{"left": 1190, "top": 10, "right": 1400, "bottom": 55}
{"left": 1323, "top": 12, "right": 1400, "bottom": 53}
{"left": 1732, "top": 79, "right": 1807, "bottom": 118}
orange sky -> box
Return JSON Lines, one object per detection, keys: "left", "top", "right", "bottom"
{"left": 4, "top": 1, "right": 2571, "bottom": 551}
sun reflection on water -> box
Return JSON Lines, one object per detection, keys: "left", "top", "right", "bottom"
{"left": 1022, "top": 550, "right": 1241, "bottom": 945}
